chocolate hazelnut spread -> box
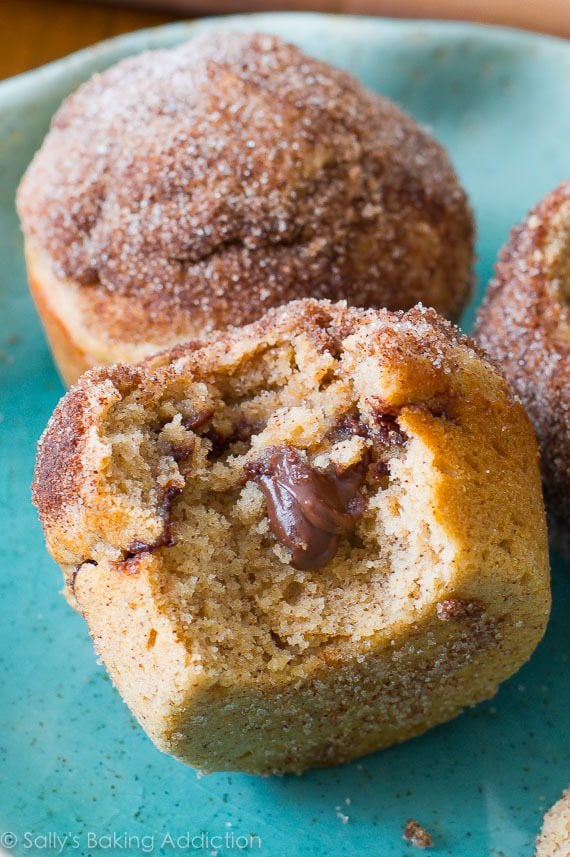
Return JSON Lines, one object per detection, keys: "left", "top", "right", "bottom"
{"left": 124, "top": 485, "right": 182, "bottom": 559}
{"left": 327, "top": 408, "right": 406, "bottom": 448}
{"left": 245, "top": 445, "right": 367, "bottom": 570}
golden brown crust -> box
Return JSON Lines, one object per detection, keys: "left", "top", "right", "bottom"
{"left": 27, "top": 256, "right": 101, "bottom": 385}
{"left": 475, "top": 181, "right": 570, "bottom": 558}
{"left": 18, "top": 31, "right": 473, "bottom": 376}
{"left": 32, "top": 365, "right": 141, "bottom": 524}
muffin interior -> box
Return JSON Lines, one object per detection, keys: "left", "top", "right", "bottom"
{"left": 80, "top": 329, "right": 454, "bottom": 678}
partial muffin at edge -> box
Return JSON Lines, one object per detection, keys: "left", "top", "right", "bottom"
{"left": 475, "top": 181, "right": 570, "bottom": 560}
{"left": 536, "top": 787, "right": 570, "bottom": 857}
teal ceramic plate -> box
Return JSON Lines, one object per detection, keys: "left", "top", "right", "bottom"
{"left": 0, "top": 13, "right": 568, "bottom": 857}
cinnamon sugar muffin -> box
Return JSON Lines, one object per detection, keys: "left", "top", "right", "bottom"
{"left": 17, "top": 32, "right": 474, "bottom": 386}
{"left": 32, "top": 299, "right": 549, "bottom": 774}
{"left": 535, "top": 788, "right": 570, "bottom": 856}
{"left": 475, "top": 181, "right": 570, "bottom": 559}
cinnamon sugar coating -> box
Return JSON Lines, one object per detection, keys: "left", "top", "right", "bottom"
{"left": 475, "top": 181, "right": 570, "bottom": 558}
{"left": 18, "top": 32, "right": 473, "bottom": 356}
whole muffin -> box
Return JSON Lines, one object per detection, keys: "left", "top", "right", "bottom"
{"left": 475, "top": 181, "right": 570, "bottom": 559}
{"left": 17, "top": 31, "right": 474, "bottom": 386}
{"left": 536, "top": 788, "right": 570, "bottom": 856}
{"left": 33, "top": 299, "right": 549, "bottom": 774}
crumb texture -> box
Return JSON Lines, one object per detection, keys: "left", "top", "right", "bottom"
{"left": 18, "top": 31, "right": 473, "bottom": 357}
{"left": 33, "top": 299, "right": 550, "bottom": 773}
{"left": 403, "top": 819, "right": 434, "bottom": 849}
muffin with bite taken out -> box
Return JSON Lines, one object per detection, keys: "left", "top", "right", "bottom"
{"left": 32, "top": 298, "right": 550, "bottom": 774}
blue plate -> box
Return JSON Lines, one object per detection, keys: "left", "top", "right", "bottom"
{"left": 0, "top": 14, "right": 568, "bottom": 857}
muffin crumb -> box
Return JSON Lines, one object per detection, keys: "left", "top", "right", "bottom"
{"left": 403, "top": 819, "right": 433, "bottom": 849}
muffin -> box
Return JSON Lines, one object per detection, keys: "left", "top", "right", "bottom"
{"left": 536, "top": 788, "right": 570, "bottom": 856}
{"left": 475, "top": 181, "right": 570, "bottom": 559}
{"left": 17, "top": 32, "right": 474, "bottom": 386}
{"left": 32, "top": 298, "right": 550, "bottom": 774}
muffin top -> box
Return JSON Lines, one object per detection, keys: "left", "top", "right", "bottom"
{"left": 18, "top": 32, "right": 473, "bottom": 347}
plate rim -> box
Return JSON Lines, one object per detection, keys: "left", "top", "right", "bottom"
{"left": 1, "top": 12, "right": 570, "bottom": 106}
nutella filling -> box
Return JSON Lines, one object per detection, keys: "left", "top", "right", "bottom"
{"left": 124, "top": 485, "right": 183, "bottom": 559}
{"left": 245, "top": 445, "right": 367, "bottom": 571}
